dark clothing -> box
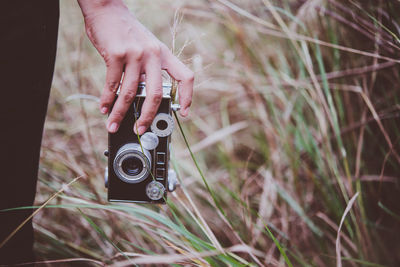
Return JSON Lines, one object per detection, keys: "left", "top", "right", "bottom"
{"left": 0, "top": 0, "right": 59, "bottom": 264}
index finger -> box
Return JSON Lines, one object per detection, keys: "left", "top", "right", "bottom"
{"left": 107, "top": 63, "right": 140, "bottom": 133}
{"left": 100, "top": 57, "right": 124, "bottom": 115}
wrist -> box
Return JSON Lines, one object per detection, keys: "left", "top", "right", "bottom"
{"left": 77, "top": 0, "right": 127, "bottom": 19}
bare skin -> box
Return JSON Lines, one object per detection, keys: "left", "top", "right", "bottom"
{"left": 77, "top": 0, "right": 194, "bottom": 135}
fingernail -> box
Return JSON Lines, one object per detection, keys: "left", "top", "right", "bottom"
{"left": 101, "top": 107, "right": 108, "bottom": 114}
{"left": 134, "top": 125, "right": 146, "bottom": 135}
{"left": 109, "top": 122, "right": 119, "bottom": 133}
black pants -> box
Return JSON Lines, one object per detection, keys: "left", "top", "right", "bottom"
{"left": 0, "top": 0, "right": 59, "bottom": 264}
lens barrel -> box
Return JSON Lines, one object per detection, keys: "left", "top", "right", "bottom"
{"left": 113, "top": 143, "right": 151, "bottom": 183}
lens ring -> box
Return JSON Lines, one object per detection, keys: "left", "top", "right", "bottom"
{"left": 113, "top": 143, "right": 151, "bottom": 184}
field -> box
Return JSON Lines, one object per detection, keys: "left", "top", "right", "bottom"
{"left": 28, "top": 0, "right": 400, "bottom": 266}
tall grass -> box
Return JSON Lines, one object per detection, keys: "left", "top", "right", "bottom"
{"left": 23, "top": 0, "right": 400, "bottom": 266}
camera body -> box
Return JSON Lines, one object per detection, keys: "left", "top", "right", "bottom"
{"left": 105, "top": 82, "right": 178, "bottom": 203}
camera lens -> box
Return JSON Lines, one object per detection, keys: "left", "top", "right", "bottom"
{"left": 121, "top": 156, "right": 143, "bottom": 176}
{"left": 113, "top": 143, "right": 152, "bottom": 184}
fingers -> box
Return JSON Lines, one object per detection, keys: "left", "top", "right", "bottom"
{"left": 134, "top": 57, "right": 163, "bottom": 135}
{"left": 161, "top": 46, "right": 194, "bottom": 116}
{"left": 100, "top": 57, "right": 124, "bottom": 115}
{"left": 106, "top": 63, "right": 141, "bottom": 133}
{"left": 100, "top": 44, "right": 194, "bottom": 135}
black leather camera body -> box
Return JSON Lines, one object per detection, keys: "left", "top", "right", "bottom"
{"left": 104, "top": 82, "right": 178, "bottom": 203}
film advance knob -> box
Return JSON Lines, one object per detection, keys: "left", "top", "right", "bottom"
{"left": 150, "top": 113, "right": 174, "bottom": 137}
{"left": 146, "top": 181, "right": 165, "bottom": 200}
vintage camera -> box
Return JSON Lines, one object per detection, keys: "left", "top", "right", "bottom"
{"left": 104, "top": 82, "right": 179, "bottom": 203}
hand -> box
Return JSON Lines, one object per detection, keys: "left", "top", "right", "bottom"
{"left": 78, "top": 0, "right": 194, "bottom": 134}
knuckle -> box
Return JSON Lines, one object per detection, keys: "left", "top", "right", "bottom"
{"left": 122, "top": 90, "right": 136, "bottom": 104}
{"left": 128, "top": 47, "right": 144, "bottom": 61}
{"left": 139, "top": 115, "right": 154, "bottom": 126}
{"left": 109, "top": 49, "right": 126, "bottom": 61}
{"left": 147, "top": 44, "right": 161, "bottom": 56}
{"left": 184, "top": 98, "right": 192, "bottom": 107}
{"left": 100, "top": 95, "right": 112, "bottom": 106}
{"left": 111, "top": 110, "right": 125, "bottom": 122}
{"left": 106, "top": 81, "right": 120, "bottom": 93}
{"left": 184, "top": 70, "right": 195, "bottom": 83}
{"left": 100, "top": 97, "right": 111, "bottom": 106}
{"left": 148, "top": 89, "right": 163, "bottom": 102}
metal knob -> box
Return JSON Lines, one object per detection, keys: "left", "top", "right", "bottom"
{"left": 167, "top": 169, "right": 178, "bottom": 192}
{"left": 146, "top": 181, "right": 165, "bottom": 200}
{"left": 104, "top": 167, "right": 109, "bottom": 188}
{"left": 171, "top": 104, "right": 181, "bottom": 112}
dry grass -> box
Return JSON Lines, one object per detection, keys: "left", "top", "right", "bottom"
{"left": 27, "top": 0, "right": 400, "bottom": 266}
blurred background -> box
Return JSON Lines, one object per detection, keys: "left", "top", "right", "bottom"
{"left": 35, "top": 0, "right": 400, "bottom": 266}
